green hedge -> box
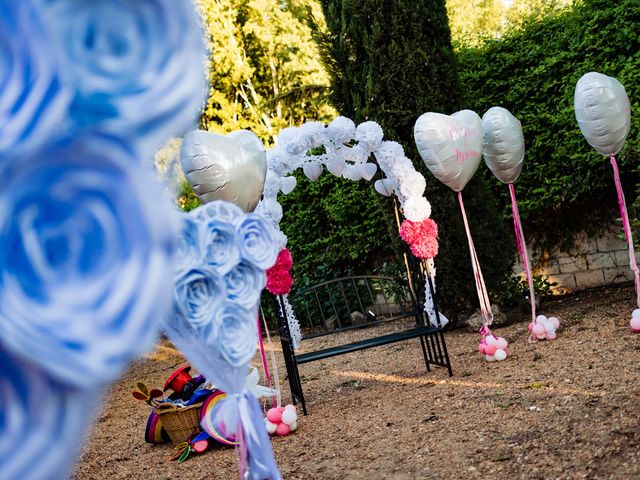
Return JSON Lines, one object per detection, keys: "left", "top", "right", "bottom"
{"left": 457, "top": 0, "right": 640, "bottom": 251}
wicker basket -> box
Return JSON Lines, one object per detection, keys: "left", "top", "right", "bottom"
{"left": 156, "top": 402, "right": 203, "bottom": 444}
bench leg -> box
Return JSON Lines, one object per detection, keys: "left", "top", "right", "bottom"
{"left": 418, "top": 336, "right": 431, "bottom": 372}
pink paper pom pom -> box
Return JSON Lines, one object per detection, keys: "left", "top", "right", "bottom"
{"left": 266, "top": 270, "right": 293, "bottom": 295}
{"left": 275, "top": 248, "right": 293, "bottom": 270}
{"left": 399, "top": 218, "right": 439, "bottom": 259}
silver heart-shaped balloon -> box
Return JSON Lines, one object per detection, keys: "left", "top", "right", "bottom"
{"left": 414, "top": 110, "right": 483, "bottom": 192}
{"left": 180, "top": 130, "right": 266, "bottom": 212}
{"left": 574, "top": 72, "right": 631, "bottom": 156}
{"left": 482, "top": 107, "right": 525, "bottom": 184}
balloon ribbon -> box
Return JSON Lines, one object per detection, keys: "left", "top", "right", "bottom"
{"left": 457, "top": 191, "right": 493, "bottom": 335}
{"left": 256, "top": 315, "right": 277, "bottom": 406}
{"left": 508, "top": 183, "right": 537, "bottom": 327}
{"left": 610, "top": 156, "right": 640, "bottom": 307}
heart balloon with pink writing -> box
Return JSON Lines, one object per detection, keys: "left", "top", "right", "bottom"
{"left": 414, "top": 110, "right": 483, "bottom": 192}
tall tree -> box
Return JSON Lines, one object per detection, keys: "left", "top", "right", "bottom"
{"left": 315, "top": 0, "right": 514, "bottom": 315}
{"left": 446, "top": 0, "right": 505, "bottom": 46}
{"left": 196, "top": 0, "right": 335, "bottom": 144}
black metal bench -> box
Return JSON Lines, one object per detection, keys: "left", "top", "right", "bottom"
{"left": 274, "top": 275, "right": 452, "bottom": 414}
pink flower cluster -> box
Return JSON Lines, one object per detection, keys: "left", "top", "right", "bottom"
{"left": 399, "top": 218, "right": 439, "bottom": 259}
{"left": 266, "top": 248, "right": 293, "bottom": 295}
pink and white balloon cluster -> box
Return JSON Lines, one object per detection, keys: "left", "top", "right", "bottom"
{"left": 264, "top": 404, "right": 298, "bottom": 436}
{"left": 529, "top": 315, "right": 560, "bottom": 341}
{"left": 478, "top": 334, "right": 510, "bottom": 362}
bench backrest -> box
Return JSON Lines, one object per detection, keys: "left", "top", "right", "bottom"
{"left": 287, "top": 275, "right": 421, "bottom": 340}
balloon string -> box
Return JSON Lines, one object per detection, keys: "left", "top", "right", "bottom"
{"left": 457, "top": 191, "right": 493, "bottom": 334}
{"left": 255, "top": 315, "right": 276, "bottom": 407}
{"left": 261, "top": 310, "right": 281, "bottom": 407}
{"left": 237, "top": 419, "right": 247, "bottom": 480}
{"left": 610, "top": 156, "right": 640, "bottom": 308}
{"left": 509, "top": 183, "right": 537, "bottom": 325}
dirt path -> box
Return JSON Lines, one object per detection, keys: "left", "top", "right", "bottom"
{"left": 73, "top": 285, "right": 640, "bottom": 479}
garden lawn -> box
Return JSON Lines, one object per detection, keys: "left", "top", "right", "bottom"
{"left": 74, "top": 285, "right": 640, "bottom": 479}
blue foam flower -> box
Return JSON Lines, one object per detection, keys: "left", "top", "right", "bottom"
{"left": 201, "top": 218, "right": 241, "bottom": 275}
{"left": 0, "top": 347, "right": 96, "bottom": 480}
{"left": 0, "top": 137, "right": 178, "bottom": 388}
{"left": 35, "top": 0, "right": 207, "bottom": 155}
{"left": 236, "top": 213, "right": 279, "bottom": 269}
{"left": 175, "top": 214, "right": 203, "bottom": 270}
{"left": 216, "top": 301, "right": 258, "bottom": 369}
{"left": 0, "top": 0, "right": 69, "bottom": 159}
{"left": 224, "top": 261, "right": 265, "bottom": 310}
{"left": 174, "top": 267, "right": 225, "bottom": 331}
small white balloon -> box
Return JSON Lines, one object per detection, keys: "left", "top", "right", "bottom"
{"left": 485, "top": 354, "right": 496, "bottom": 362}
{"left": 281, "top": 408, "right": 297, "bottom": 426}
{"left": 265, "top": 420, "right": 277, "bottom": 434}
{"left": 536, "top": 315, "right": 547, "bottom": 322}
{"left": 632, "top": 309, "right": 640, "bottom": 319}
{"left": 485, "top": 335, "right": 497, "bottom": 346}
{"left": 303, "top": 162, "right": 323, "bottom": 181}
{"left": 289, "top": 421, "right": 297, "bottom": 432}
{"left": 494, "top": 349, "right": 507, "bottom": 361}
{"left": 280, "top": 176, "right": 297, "bottom": 195}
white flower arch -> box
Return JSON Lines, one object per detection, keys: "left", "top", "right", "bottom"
{"left": 257, "top": 117, "right": 448, "bottom": 348}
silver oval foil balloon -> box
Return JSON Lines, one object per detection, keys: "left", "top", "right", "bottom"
{"left": 574, "top": 72, "right": 631, "bottom": 156}
{"left": 482, "top": 107, "right": 525, "bottom": 184}
{"left": 414, "top": 110, "right": 483, "bottom": 192}
{"left": 180, "top": 130, "right": 266, "bottom": 212}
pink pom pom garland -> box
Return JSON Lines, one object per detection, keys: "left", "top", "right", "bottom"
{"left": 399, "top": 218, "right": 439, "bottom": 260}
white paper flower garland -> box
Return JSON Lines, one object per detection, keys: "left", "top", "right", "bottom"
{"left": 255, "top": 117, "right": 447, "bottom": 339}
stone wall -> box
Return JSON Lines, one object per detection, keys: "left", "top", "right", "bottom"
{"left": 515, "top": 226, "right": 636, "bottom": 295}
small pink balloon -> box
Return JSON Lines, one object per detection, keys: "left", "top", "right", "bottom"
{"left": 532, "top": 324, "right": 546, "bottom": 337}
{"left": 495, "top": 337, "right": 508, "bottom": 350}
{"left": 528, "top": 322, "right": 534, "bottom": 332}
{"left": 546, "top": 332, "right": 557, "bottom": 340}
{"left": 479, "top": 343, "right": 487, "bottom": 355}
{"left": 275, "top": 423, "right": 291, "bottom": 436}
{"left": 549, "top": 317, "right": 560, "bottom": 329}
{"left": 484, "top": 344, "right": 497, "bottom": 356}
{"left": 630, "top": 316, "right": 640, "bottom": 332}
{"left": 266, "top": 408, "right": 282, "bottom": 424}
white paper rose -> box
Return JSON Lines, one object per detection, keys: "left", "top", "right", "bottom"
{"left": 237, "top": 214, "right": 279, "bottom": 270}
{"left": 174, "top": 267, "right": 225, "bottom": 330}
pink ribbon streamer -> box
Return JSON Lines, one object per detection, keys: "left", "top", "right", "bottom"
{"left": 509, "top": 183, "right": 537, "bottom": 326}
{"left": 255, "top": 315, "right": 277, "bottom": 406}
{"left": 457, "top": 191, "right": 494, "bottom": 335}
{"left": 610, "top": 156, "right": 640, "bottom": 308}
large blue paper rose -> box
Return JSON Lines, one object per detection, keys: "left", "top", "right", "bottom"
{"left": 176, "top": 215, "right": 202, "bottom": 271}
{"left": 216, "top": 302, "right": 258, "bottom": 369}
{"left": 224, "top": 261, "right": 265, "bottom": 310}
{"left": 0, "top": 1, "right": 69, "bottom": 159}
{"left": 0, "top": 347, "right": 96, "bottom": 480}
{"left": 0, "top": 138, "right": 178, "bottom": 387}
{"left": 236, "top": 213, "right": 279, "bottom": 270}
{"left": 37, "top": 0, "right": 206, "bottom": 154}
{"left": 202, "top": 218, "right": 241, "bottom": 275}
{"left": 174, "top": 267, "right": 225, "bottom": 331}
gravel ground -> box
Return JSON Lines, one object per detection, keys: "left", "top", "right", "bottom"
{"left": 73, "top": 285, "right": 640, "bottom": 479}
